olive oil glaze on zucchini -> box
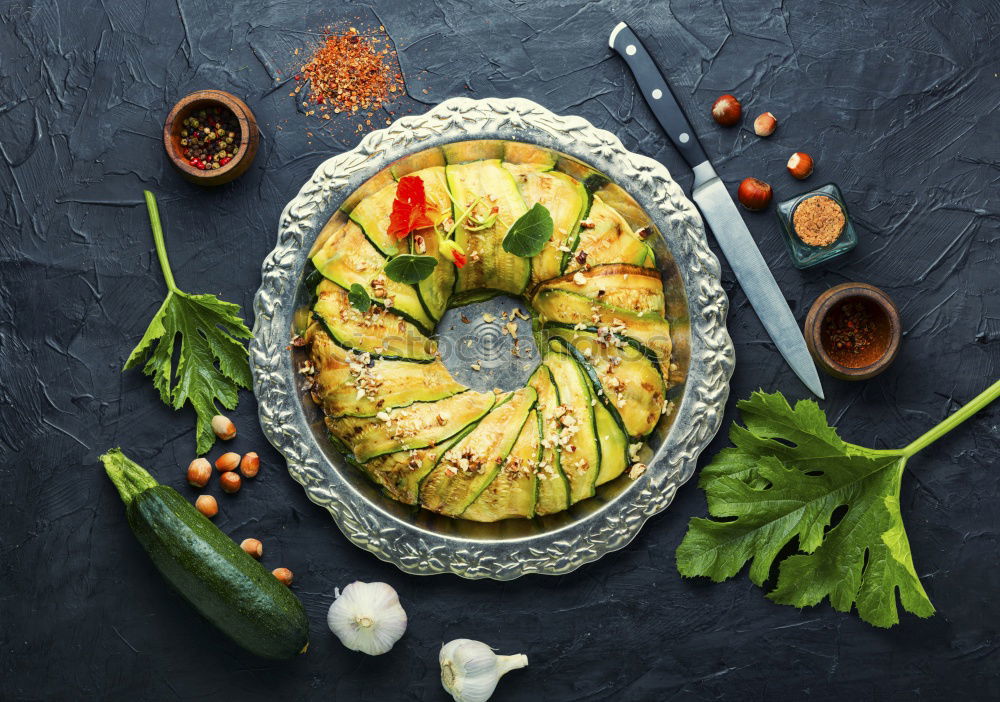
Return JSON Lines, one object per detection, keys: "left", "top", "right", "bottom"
{"left": 306, "top": 142, "right": 673, "bottom": 522}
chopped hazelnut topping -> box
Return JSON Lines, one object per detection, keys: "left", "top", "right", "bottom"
{"left": 629, "top": 463, "right": 648, "bottom": 479}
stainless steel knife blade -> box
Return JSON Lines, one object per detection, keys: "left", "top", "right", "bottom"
{"left": 691, "top": 169, "right": 825, "bottom": 399}
{"left": 609, "top": 21, "right": 824, "bottom": 399}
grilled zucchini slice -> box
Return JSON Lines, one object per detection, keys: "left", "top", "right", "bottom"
{"left": 592, "top": 398, "right": 628, "bottom": 486}
{"left": 505, "top": 168, "right": 587, "bottom": 284}
{"left": 311, "top": 221, "right": 434, "bottom": 332}
{"left": 462, "top": 409, "right": 541, "bottom": 521}
{"left": 359, "top": 426, "right": 475, "bottom": 505}
{"left": 532, "top": 264, "right": 665, "bottom": 317}
{"left": 348, "top": 180, "right": 400, "bottom": 257}
{"left": 446, "top": 159, "right": 531, "bottom": 294}
{"left": 564, "top": 195, "right": 647, "bottom": 273}
{"left": 533, "top": 289, "right": 672, "bottom": 384}
{"left": 547, "top": 330, "right": 665, "bottom": 440}
{"left": 420, "top": 387, "right": 536, "bottom": 516}
{"left": 307, "top": 325, "right": 464, "bottom": 418}
{"left": 527, "top": 365, "right": 571, "bottom": 515}
{"left": 327, "top": 390, "right": 496, "bottom": 462}
{"left": 312, "top": 279, "right": 436, "bottom": 361}
{"left": 503, "top": 142, "right": 556, "bottom": 171}
{"left": 543, "top": 350, "right": 601, "bottom": 503}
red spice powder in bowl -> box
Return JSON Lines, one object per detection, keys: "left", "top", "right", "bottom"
{"left": 820, "top": 297, "right": 890, "bottom": 368}
{"left": 804, "top": 283, "right": 902, "bottom": 381}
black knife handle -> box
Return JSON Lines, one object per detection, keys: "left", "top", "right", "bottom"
{"left": 609, "top": 22, "right": 708, "bottom": 169}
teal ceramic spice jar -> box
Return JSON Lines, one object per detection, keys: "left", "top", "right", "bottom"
{"left": 776, "top": 183, "right": 857, "bottom": 269}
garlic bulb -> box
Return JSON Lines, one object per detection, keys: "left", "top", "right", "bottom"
{"left": 327, "top": 581, "right": 407, "bottom": 655}
{"left": 440, "top": 638, "right": 528, "bottom": 702}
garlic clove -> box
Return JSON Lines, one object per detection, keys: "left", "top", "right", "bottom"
{"left": 327, "top": 581, "right": 407, "bottom": 656}
{"left": 440, "top": 638, "right": 528, "bottom": 702}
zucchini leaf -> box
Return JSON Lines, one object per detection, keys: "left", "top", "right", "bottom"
{"left": 676, "top": 391, "right": 935, "bottom": 628}
{"left": 125, "top": 192, "right": 252, "bottom": 454}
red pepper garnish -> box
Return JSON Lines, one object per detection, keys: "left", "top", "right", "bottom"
{"left": 439, "top": 239, "right": 467, "bottom": 269}
{"left": 387, "top": 176, "right": 434, "bottom": 240}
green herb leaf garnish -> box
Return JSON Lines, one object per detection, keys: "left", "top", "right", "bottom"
{"left": 502, "top": 203, "right": 553, "bottom": 257}
{"left": 676, "top": 386, "right": 1000, "bottom": 628}
{"left": 125, "top": 191, "right": 252, "bottom": 455}
{"left": 383, "top": 254, "right": 438, "bottom": 284}
{"left": 348, "top": 283, "right": 372, "bottom": 313}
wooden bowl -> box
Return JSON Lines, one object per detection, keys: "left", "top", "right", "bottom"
{"left": 163, "top": 90, "right": 259, "bottom": 186}
{"left": 804, "top": 282, "right": 901, "bottom": 381}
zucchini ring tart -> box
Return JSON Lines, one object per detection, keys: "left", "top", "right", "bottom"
{"left": 302, "top": 144, "right": 674, "bottom": 522}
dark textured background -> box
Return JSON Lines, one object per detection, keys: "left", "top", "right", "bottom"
{"left": 2, "top": 0, "right": 999, "bottom": 699}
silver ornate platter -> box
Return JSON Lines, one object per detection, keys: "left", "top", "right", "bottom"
{"left": 251, "top": 97, "right": 733, "bottom": 579}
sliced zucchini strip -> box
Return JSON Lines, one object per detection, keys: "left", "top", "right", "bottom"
{"left": 419, "top": 387, "right": 536, "bottom": 516}
{"left": 327, "top": 390, "right": 496, "bottom": 463}
{"left": 446, "top": 159, "right": 531, "bottom": 294}
{"left": 462, "top": 409, "right": 541, "bottom": 521}
{"left": 307, "top": 325, "right": 465, "bottom": 418}
{"left": 312, "top": 279, "right": 436, "bottom": 361}
{"left": 533, "top": 288, "right": 672, "bottom": 384}
{"left": 542, "top": 350, "right": 601, "bottom": 504}
{"left": 359, "top": 426, "right": 474, "bottom": 505}
{"left": 564, "top": 195, "right": 647, "bottom": 273}
{"left": 532, "top": 263, "right": 666, "bottom": 317}
{"left": 505, "top": 168, "right": 587, "bottom": 285}
{"left": 527, "top": 365, "right": 571, "bottom": 515}
{"left": 311, "top": 220, "right": 434, "bottom": 332}
{"left": 547, "top": 330, "right": 665, "bottom": 440}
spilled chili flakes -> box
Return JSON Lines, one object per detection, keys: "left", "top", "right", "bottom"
{"left": 296, "top": 26, "right": 404, "bottom": 119}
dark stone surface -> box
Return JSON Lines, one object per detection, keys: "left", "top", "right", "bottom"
{"left": 1, "top": 0, "right": 998, "bottom": 699}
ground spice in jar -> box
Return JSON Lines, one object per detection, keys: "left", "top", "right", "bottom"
{"left": 793, "top": 195, "right": 845, "bottom": 246}
{"left": 820, "top": 298, "right": 888, "bottom": 367}
{"left": 293, "top": 26, "right": 404, "bottom": 119}
{"left": 179, "top": 107, "right": 240, "bottom": 171}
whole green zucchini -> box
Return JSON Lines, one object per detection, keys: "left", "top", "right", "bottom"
{"left": 101, "top": 448, "right": 309, "bottom": 659}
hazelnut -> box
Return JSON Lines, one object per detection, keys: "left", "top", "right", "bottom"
{"left": 787, "top": 152, "right": 814, "bottom": 179}
{"left": 220, "top": 471, "right": 242, "bottom": 494}
{"left": 240, "top": 538, "right": 263, "bottom": 559}
{"left": 186, "top": 458, "right": 212, "bottom": 487}
{"left": 215, "top": 452, "right": 241, "bottom": 472}
{"left": 272, "top": 567, "right": 294, "bottom": 586}
{"left": 211, "top": 414, "right": 236, "bottom": 440}
{"left": 753, "top": 112, "right": 777, "bottom": 137}
{"left": 737, "top": 178, "right": 773, "bottom": 211}
{"left": 239, "top": 452, "right": 260, "bottom": 478}
{"left": 195, "top": 495, "right": 218, "bottom": 518}
{"left": 711, "top": 94, "right": 741, "bottom": 126}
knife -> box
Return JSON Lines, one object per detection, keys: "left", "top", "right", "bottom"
{"left": 609, "top": 22, "right": 824, "bottom": 399}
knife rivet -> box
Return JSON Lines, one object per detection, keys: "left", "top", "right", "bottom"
{"left": 652, "top": 88, "right": 663, "bottom": 99}
{"left": 679, "top": 132, "right": 690, "bottom": 143}
{"left": 625, "top": 44, "right": 636, "bottom": 55}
